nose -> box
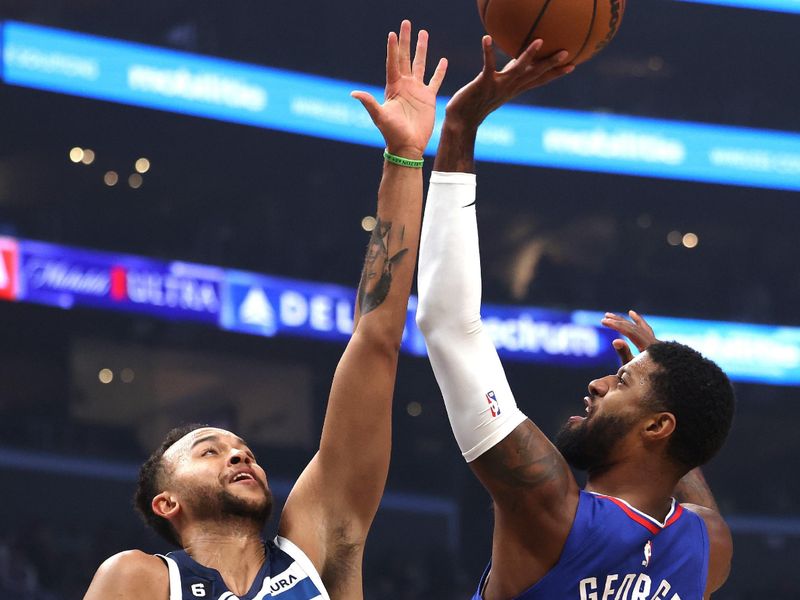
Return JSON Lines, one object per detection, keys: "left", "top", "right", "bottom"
{"left": 228, "top": 448, "right": 251, "bottom": 466}
{"left": 588, "top": 376, "right": 610, "bottom": 399}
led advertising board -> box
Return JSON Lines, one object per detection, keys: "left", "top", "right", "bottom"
{"left": 2, "top": 235, "right": 799, "bottom": 386}
{"left": 3, "top": 21, "right": 800, "bottom": 191}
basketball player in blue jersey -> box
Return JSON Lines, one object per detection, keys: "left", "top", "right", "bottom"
{"left": 83, "top": 20, "right": 448, "bottom": 600}
{"left": 416, "top": 36, "right": 735, "bottom": 600}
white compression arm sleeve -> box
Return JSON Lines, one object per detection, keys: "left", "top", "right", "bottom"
{"left": 416, "top": 171, "right": 526, "bottom": 462}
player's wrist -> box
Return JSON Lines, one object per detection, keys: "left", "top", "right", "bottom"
{"left": 441, "top": 115, "right": 481, "bottom": 138}
{"left": 385, "top": 144, "right": 424, "bottom": 161}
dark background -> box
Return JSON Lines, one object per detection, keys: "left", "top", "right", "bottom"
{"left": 0, "top": 0, "right": 798, "bottom": 598}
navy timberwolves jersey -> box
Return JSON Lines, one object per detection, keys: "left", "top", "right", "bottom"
{"left": 473, "top": 491, "right": 709, "bottom": 600}
{"left": 158, "top": 536, "right": 329, "bottom": 600}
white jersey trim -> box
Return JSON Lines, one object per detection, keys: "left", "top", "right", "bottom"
{"left": 589, "top": 491, "right": 678, "bottom": 528}
{"left": 273, "top": 536, "right": 331, "bottom": 600}
{"left": 156, "top": 554, "right": 183, "bottom": 600}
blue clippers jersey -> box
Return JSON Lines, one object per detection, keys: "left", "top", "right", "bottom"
{"left": 158, "top": 536, "right": 330, "bottom": 600}
{"left": 473, "top": 491, "right": 709, "bottom": 600}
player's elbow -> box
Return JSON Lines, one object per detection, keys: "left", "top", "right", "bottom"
{"left": 415, "top": 298, "right": 438, "bottom": 335}
{"left": 416, "top": 296, "right": 464, "bottom": 337}
{"left": 417, "top": 301, "right": 481, "bottom": 350}
{"left": 353, "top": 323, "right": 403, "bottom": 358}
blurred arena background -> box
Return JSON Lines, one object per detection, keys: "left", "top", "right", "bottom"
{"left": 1, "top": 0, "right": 798, "bottom": 597}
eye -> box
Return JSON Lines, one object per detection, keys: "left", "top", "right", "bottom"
{"left": 617, "top": 374, "right": 625, "bottom": 386}
{"left": 201, "top": 447, "right": 218, "bottom": 456}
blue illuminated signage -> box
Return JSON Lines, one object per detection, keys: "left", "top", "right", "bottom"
{"left": 3, "top": 236, "right": 800, "bottom": 386}
{"left": 222, "top": 270, "right": 356, "bottom": 341}
{"left": 673, "top": 0, "right": 800, "bottom": 14}
{"left": 3, "top": 21, "right": 800, "bottom": 192}
{"left": 573, "top": 311, "right": 800, "bottom": 386}
{"left": 17, "top": 239, "right": 223, "bottom": 323}
{"left": 476, "top": 305, "right": 615, "bottom": 368}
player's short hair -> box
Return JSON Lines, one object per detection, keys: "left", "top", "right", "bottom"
{"left": 134, "top": 423, "right": 207, "bottom": 547}
{"left": 645, "top": 341, "right": 735, "bottom": 470}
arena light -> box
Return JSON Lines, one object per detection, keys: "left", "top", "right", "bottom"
{"left": 2, "top": 21, "right": 800, "bottom": 192}
{"left": 134, "top": 158, "right": 150, "bottom": 174}
{"left": 81, "top": 148, "right": 95, "bottom": 165}
{"left": 103, "top": 170, "right": 118, "bottom": 186}
{"left": 69, "top": 147, "right": 83, "bottom": 163}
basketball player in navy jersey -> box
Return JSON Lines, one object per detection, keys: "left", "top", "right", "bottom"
{"left": 83, "top": 20, "right": 448, "bottom": 600}
{"left": 415, "top": 36, "right": 734, "bottom": 599}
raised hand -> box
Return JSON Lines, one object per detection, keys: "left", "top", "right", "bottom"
{"left": 445, "top": 35, "right": 573, "bottom": 129}
{"left": 601, "top": 310, "right": 660, "bottom": 365}
{"left": 351, "top": 20, "right": 447, "bottom": 159}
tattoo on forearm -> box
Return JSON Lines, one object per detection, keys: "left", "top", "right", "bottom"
{"left": 357, "top": 218, "right": 408, "bottom": 316}
{"left": 479, "top": 422, "right": 568, "bottom": 491}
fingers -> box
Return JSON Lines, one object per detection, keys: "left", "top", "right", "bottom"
{"left": 515, "top": 38, "right": 545, "bottom": 67}
{"left": 398, "top": 19, "right": 412, "bottom": 76}
{"left": 428, "top": 57, "right": 448, "bottom": 94}
{"left": 628, "top": 309, "right": 655, "bottom": 334}
{"left": 601, "top": 312, "right": 629, "bottom": 332}
{"left": 482, "top": 35, "right": 497, "bottom": 75}
{"left": 350, "top": 91, "right": 382, "bottom": 124}
{"left": 412, "top": 29, "right": 428, "bottom": 80}
{"left": 612, "top": 339, "right": 635, "bottom": 365}
{"left": 601, "top": 312, "right": 638, "bottom": 341}
{"left": 521, "top": 48, "right": 570, "bottom": 82}
{"left": 386, "top": 31, "right": 400, "bottom": 84}
{"left": 601, "top": 310, "right": 658, "bottom": 352}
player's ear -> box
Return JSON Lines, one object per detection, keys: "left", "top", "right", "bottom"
{"left": 152, "top": 492, "right": 180, "bottom": 520}
{"left": 642, "top": 412, "right": 676, "bottom": 442}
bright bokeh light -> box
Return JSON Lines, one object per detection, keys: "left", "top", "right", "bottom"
{"left": 682, "top": 232, "right": 699, "bottom": 248}
{"left": 98, "top": 368, "right": 113, "bottom": 384}
{"left": 361, "top": 216, "right": 376, "bottom": 232}
{"left": 69, "top": 147, "right": 84, "bottom": 163}
{"left": 135, "top": 158, "right": 150, "bottom": 173}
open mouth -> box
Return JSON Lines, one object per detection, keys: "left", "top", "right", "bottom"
{"left": 230, "top": 471, "right": 256, "bottom": 484}
{"left": 568, "top": 396, "right": 593, "bottom": 423}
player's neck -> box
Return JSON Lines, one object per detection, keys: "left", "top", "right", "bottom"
{"left": 181, "top": 521, "right": 266, "bottom": 596}
{"left": 585, "top": 459, "right": 681, "bottom": 522}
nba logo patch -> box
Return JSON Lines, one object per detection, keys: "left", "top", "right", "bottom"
{"left": 642, "top": 540, "right": 652, "bottom": 567}
{"left": 486, "top": 391, "right": 501, "bottom": 417}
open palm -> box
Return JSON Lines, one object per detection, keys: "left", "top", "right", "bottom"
{"left": 352, "top": 21, "right": 447, "bottom": 158}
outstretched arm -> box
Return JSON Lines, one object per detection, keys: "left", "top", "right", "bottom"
{"left": 416, "top": 36, "right": 578, "bottom": 599}
{"left": 278, "top": 20, "right": 446, "bottom": 596}
{"left": 603, "top": 311, "right": 733, "bottom": 598}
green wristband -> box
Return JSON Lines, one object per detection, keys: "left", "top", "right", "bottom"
{"left": 383, "top": 149, "right": 424, "bottom": 169}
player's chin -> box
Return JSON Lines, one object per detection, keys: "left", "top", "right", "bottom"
{"left": 227, "top": 480, "right": 269, "bottom": 499}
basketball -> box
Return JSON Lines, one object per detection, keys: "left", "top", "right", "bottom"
{"left": 477, "top": 0, "right": 626, "bottom": 64}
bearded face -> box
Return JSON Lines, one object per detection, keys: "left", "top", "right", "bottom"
{"left": 554, "top": 411, "right": 639, "bottom": 472}
{"left": 186, "top": 478, "right": 274, "bottom": 526}
{"left": 160, "top": 428, "right": 274, "bottom": 534}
